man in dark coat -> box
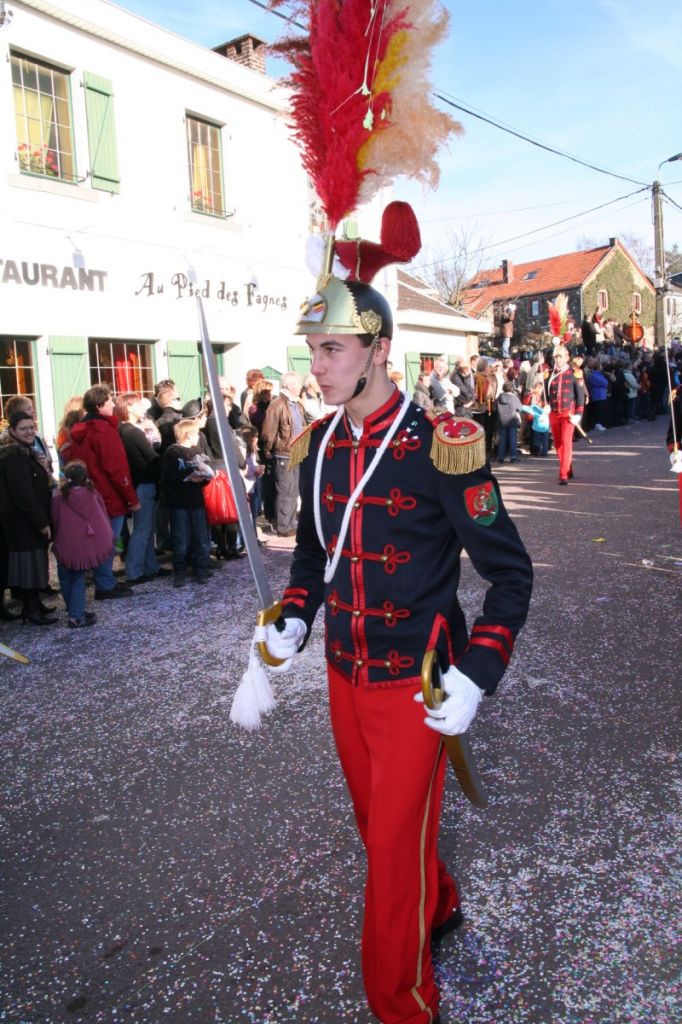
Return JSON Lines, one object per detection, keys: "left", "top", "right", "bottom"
{"left": 451, "top": 355, "right": 476, "bottom": 416}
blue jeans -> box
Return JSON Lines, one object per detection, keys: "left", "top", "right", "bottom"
{"left": 532, "top": 429, "right": 549, "bottom": 455}
{"left": 57, "top": 563, "right": 87, "bottom": 621}
{"left": 247, "top": 477, "right": 262, "bottom": 530}
{"left": 92, "top": 514, "right": 124, "bottom": 593}
{"left": 126, "top": 483, "right": 159, "bottom": 580}
{"left": 169, "top": 507, "right": 210, "bottom": 578}
{"left": 497, "top": 423, "right": 518, "bottom": 462}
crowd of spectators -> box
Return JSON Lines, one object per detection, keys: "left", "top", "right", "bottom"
{"left": 1, "top": 343, "right": 678, "bottom": 628}
{"left": 0, "top": 367, "right": 329, "bottom": 628}
{"left": 412, "top": 342, "right": 682, "bottom": 463}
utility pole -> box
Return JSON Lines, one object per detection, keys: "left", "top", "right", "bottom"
{"left": 653, "top": 180, "right": 667, "bottom": 350}
{"left": 654, "top": 153, "right": 682, "bottom": 349}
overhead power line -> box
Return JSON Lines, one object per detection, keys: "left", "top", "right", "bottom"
{"left": 249, "top": 2, "right": 652, "bottom": 193}
{"left": 418, "top": 189, "right": 634, "bottom": 223}
{"left": 411, "top": 189, "right": 649, "bottom": 272}
{"left": 434, "top": 92, "right": 649, "bottom": 188}
{"left": 662, "top": 191, "right": 682, "bottom": 215}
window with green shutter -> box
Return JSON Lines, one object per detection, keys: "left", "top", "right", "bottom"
{"left": 49, "top": 337, "right": 89, "bottom": 427}
{"left": 83, "top": 72, "right": 120, "bottom": 193}
{"left": 11, "top": 52, "right": 77, "bottom": 183}
{"left": 405, "top": 352, "right": 421, "bottom": 395}
{"left": 287, "top": 345, "right": 312, "bottom": 378}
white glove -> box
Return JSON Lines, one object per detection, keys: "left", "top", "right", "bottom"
{"left": 670, "top": 451, "right": 682, "bottom": 473}
{"left": 569, "top": 414, "right": 582, "bottom": 426}
{"left": 414, "top": 665, "right": 483, "bottom": 736}
{"left": 254, "top": 617, "right": 306, "bottom": 673}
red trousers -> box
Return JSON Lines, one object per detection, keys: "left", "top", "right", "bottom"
{"left": 328, "top": 665, "right": 459, "bottom": 1024}
{"left": 549, "top": 411, "right": 574, "bottom": 481}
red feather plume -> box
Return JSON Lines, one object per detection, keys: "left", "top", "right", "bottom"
{"left": 270, "top": 0, "right": 459, "bottom": 235}
{"left": 272, "top": 0, "right": 409, "bottom": 229}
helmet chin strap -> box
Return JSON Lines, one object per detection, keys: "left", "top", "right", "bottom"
{"left": 350, "top": 338, "right": 378, "bottom": 400}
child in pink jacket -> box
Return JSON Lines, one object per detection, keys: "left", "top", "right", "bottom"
{"left": 51, "top": 461, "right": 114, "bottom": 627}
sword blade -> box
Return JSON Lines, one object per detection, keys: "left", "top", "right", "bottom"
{"left": 0, "top": 642, "right": 30, "bottom": 664}
{"left": 421, "top": 649, "right": 489, "bottom": 808}
{"left": 194, "top": 290, "right": 274, "bottom": 612}
{"left": 443, "top": 733, "right": 489, "bottom": 809}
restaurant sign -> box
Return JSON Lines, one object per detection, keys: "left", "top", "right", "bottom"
{"left": 135, "top": 271, "right": 289, "bottom": 311}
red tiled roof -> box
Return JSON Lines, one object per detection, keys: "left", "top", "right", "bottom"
{"left": 462, "top": 245, "right": 612, "bottom": 315}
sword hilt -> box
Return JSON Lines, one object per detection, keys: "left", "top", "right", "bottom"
{"left": 256, "top": 602, "right": 288, "bottom": 667}
{"left": 421, "top": 647, "right": 444, "bottom": 710}
{"left": 420, "top": 648, "right": 489, "bottom": 809}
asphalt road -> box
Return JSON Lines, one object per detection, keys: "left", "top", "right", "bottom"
{"left": 1, "top": 417, "right": 680, "bottom": 1024}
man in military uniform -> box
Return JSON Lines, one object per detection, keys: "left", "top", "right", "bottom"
{"left": 548, "top": 346, "right": 585, "bottom": 485}
{"left": 261, "top": 257, "right": 533, "bottom": 1024}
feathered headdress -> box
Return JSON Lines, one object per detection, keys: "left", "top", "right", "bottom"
{"left": 269, "top": 0, "right": 460, "bottom": 335}
{"left": 270, "top": 0, "right": 461, "bottom": 233}
{"left": 547, "top": 293, "right": 569, "bottom": 339}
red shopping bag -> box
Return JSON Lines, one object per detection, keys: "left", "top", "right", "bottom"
{"left": 204, "top": 470, "right": 239, "bottom": 526}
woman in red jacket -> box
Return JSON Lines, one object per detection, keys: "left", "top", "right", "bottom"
{"left": 68, "top": 385, "right": 140, "bottom": 599}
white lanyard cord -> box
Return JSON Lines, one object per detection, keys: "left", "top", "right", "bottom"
{"left": 313, "top": 392, "right": 412, "bottom": 584}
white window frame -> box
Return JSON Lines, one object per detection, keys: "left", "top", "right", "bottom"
{"left": 186, "top": 113, "right": 226, "bottom": 217}
{"left": 88, "top": 339, "right": 155, "bottom": 397}
{"left": 11, "top": 51, "right": 77, "bottom": 184}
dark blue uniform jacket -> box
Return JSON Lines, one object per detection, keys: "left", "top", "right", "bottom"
{"left": 281, "top": 388, "right": 533, "bottom": 694}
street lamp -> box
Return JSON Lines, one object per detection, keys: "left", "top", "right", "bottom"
{"left": 653, "top": 153, "right": 682, "bottom": 348}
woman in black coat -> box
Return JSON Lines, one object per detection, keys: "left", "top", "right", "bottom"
{"left": 0, "top": 411, "right": 56, "bottom": 624}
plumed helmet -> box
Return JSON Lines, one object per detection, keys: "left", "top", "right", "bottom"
{"left": 295, "top": 277, "right": 393, "bottom": 340}
{"left": 294, "top": 202, "right": 420, "bottom": 341}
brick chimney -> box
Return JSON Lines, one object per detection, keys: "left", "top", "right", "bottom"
{"left": 501, "top": 259, "right": 514, "bottom": 284}
{"left": 213, "top": 34, "right": 267, "bottom": 75}
{"left": 609, "top": 237, "right": 618, "bottom": 247}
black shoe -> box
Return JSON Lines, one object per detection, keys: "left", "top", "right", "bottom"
{"left": 559, "top": 478, "right": 568, "bottom": 486}
{"left": 68, "top": 616, "right": 96, "bottom": 628}
{"left": 40, "top": 584, "right": 60, "bottom": 596}
{"left": 173, "top": 575, "right": 187, "bottom": 588}
{"left": 84, "top": 611, "right": 97, "bottom": 625}
{"left": 195, "top": 576, "right": 210, "bottom": 585}
{"left": 38, "top": 598, "right": 57, "bottom": 614}
{"left": 95, "top": 586, "right": 134, "bottom": 600}
{"left": 0, "top": 603, "right": 21, "bottom": 621}
{"left": 568, "top": 466, "right": 574, "bottom": 479}
{"left": 155, "top": 567, "right": 173, "bottom": 577}
{"left": 127, "top": 574, "right": 155, "bottom": 585}
{"left": 431, "top": 907, "right": 464, "bottom": 944}
{"left": 22, "top": 607, "right": 58, "bottom": 626}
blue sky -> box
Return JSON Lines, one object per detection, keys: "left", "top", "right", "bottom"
{"left": 117, "top": 0, "right": 679, "bottom": 275}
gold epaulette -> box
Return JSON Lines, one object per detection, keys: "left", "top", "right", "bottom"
{"left": 288, "top": 413, "right": 334, "bottom": 470}
{"left": 425, "top": 411, "right": 486, "bottom": 475}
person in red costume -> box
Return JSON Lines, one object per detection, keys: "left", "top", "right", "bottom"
{"left": 548, "top": 346, "right": 585, "bottom": 485}
{"left": 254, "top": 216, "right": 533, "bottom": 1024}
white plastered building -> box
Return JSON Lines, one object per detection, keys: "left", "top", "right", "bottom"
{"left": 0, "top": 0, "right": 339, "bottom": 441}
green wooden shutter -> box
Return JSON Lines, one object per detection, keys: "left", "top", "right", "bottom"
{"left": 287, "top": 344, "right": 312, "bottom": 377}
{"left": 167, "top": 341, "right": 202, "bottom": 404}
{"left": 405, "top": 351, "right": 421, "bottom": 396}
{"left": 49, "top": 336, "right": 89, "bottom": 426}
{"left": 83, "top": 72, "right": 120, "bottom": 193}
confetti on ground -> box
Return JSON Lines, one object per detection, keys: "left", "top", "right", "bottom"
{"left": 0, "top": 419, "right": 679, "bottom": 1023}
